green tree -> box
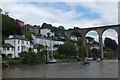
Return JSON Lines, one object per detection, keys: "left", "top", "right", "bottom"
{"left": 104, "top": 37, "right": 117, "bottom": 51}
{"left": 91, "top": 48, "right": 99, "bottom": 57}
{"left": 2, "top": 14, "right": 22, "bottom": 42}
{"left": 57, "top": 42, "right": 77, "bottom": 58}
{"left": 22, "top": 30, "right": 33, "bottom": 41}
{"left": 104, "top": 48, "right": 117, "bottom": 59}
{"left": 40, "top": 22, "right": 66, "bottom": 38}
{"left": 86, "top": 36, "right": 94, "bottom": 42}
{"left": 19, "top": 51, "right": 45, "bottom": 64}
{"left": 78, "top": 45, "right": 87, "bottom": 57}
{"left": 0, "top": 8, "right": 2, "bottom": 14}
{"left": 37, "top": 50, "right": 46, "bottom": 63}
{"left": 59, "top": 25, "right": 64, "bottom": 30}
{"left": 36, "top": 44, "right": 45, "bottom": 51}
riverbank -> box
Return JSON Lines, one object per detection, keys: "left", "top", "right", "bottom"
{"left": 3, "top": 58, "right": 118, "bottom": 68}
{"left": 2, "top": 60, "right": 118, "bottom": 78}
{"left": 2, "top": 58, "right": 79, "bottom": 68}
{"left": 0, "top": 56, "right": 2, "bottom": 80}
{"left": 57, "top": 58, "right": 79, "bottom": 63}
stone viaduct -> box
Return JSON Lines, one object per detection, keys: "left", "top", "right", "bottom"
{"left": 65, "top": 24, "right": 120, "bottom": 59}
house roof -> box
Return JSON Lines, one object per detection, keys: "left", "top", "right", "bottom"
{"left": 35, "top": 35, "right": 44, "bottom": 38}
{"left": 2, "top": 43, "right": 14, "bottom": 48}
{"left": 16, "top": 19, "right": 24, "bottom": 23}
{"left": 6, "top": 35, "right": 29, "bottom": 41}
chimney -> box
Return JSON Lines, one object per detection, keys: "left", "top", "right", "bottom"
{"left": 22, "top": 35, "right": 25, "bottom": 38}
{"left": 9, "top": 35, "right": 13, "bottom": 38}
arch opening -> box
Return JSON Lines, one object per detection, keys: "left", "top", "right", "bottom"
{"left": 85, "top": 30, "right": 99, "bottom": 58}
{"left": 102, "top": 29, "right": 118, "bottom": 59}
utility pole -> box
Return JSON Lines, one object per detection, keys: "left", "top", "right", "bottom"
{"left": 85, "top": 39, "right": 88, "bottom": 58}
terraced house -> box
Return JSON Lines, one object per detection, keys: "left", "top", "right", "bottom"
{"left": 1, "top": 35, "right": 37, "bottom": 58}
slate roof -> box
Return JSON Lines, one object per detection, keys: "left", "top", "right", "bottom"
{"left": 6, "top": 35, "right": 29, "bottom": 41}
{"left": 2, "top": 43, "right": 14, "bottom": 48}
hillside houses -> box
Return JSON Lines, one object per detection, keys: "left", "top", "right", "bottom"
{"left": 32, "top": 34, "right": 64, "bottom": 51}
{"left": 1, "top": 33, "right": 65, "bottom": 58}
{"left": 25, "top": 24, "right": 55, "bottom": 37}
{"left": 1, "top": 35, "right": 37, "bottom": 58}
{"left": 25, "top": 24, "right": 40, "bottom": 34}
{"left": 40, "top": 29, "right": 55, "bottom": 37}
{"left": 16, "top": 19, "right": 25, "bottom": 28}
{"left": 2, "top": 43, "right": 15, "bottom": 58}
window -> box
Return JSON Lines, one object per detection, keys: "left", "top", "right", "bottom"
{"left": 22, "top": 46, "right": 25, "bottom": 51}
{"left": 27, "top": 41, "right": 28, "bottom": 45}
{"left": 3, "top": 48, "right": 6, "bottom": 51}
{"left": 18, "top": 46, "right": 19, "bottom": 51}
{"left": 7, "top": 54, "right": 12, "bottom": 58}
{"left": 18, "top": 40, "right": 19, "bottom": 44}
{"left": 7, "top": 47, "right": 9, "bottom": 51}
{"left": 12, "top": 48, "right": 14, "bottom": 51}
{"left": 22, "top": 40, "right": 24, "bottom": 44}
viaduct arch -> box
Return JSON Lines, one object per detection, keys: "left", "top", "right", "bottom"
{"left": 65, "top": 24, "right": 120, "bottom": 59}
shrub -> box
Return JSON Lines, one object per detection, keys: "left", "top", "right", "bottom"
{"left": 7, "top": 60, "right": 21, "bottom": 66}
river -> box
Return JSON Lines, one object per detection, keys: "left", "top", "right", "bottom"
{"left": 2, "top": 60, "right": 118, "bottom": 78}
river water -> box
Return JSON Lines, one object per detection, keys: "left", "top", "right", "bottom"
{"left": 2, "top": 60, "right": 118, "bottom": 78}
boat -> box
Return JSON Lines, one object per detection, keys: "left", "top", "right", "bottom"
{"left": 96, "top": 58, "right": 101, "bottom": 62}
{"left": 47, "top": 59, "right": 57, "bottom": 64}
{"left": 82, "top": 57, "right": 90, "bottom": 65}
{"left": 86, "top": 57, "right": 94, "bottom": 61}
{"left": 46, "top": 40, "right": 57, "bottom": 64}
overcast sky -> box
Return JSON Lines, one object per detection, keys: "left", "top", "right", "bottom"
{"left": 0, "top": 0, "right": 119, "bottom": 43}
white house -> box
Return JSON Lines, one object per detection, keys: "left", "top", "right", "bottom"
{"left": 30, "top": 43, "right": 38, "bottom": 53}
{"left": 40, "top": 29, "right": 55, "bottom": 37}
{"left": 32, "top": 34, "right": 64, "bottom": 51}
{"left": 1, "top": 35, "right": 38, "bottom": 58}
{"left": 70, "top": 35, "right": 77, "bottom": 41}
{"left": 1, "top": 43, "right": 15, "bottom": 58}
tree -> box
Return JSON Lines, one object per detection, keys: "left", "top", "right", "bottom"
{"left": 40, "top": 22, "right": 66, "bottom": 38}
{"left": 104, "top": 37, "right": 117, "bottom": 51}
{"left": 41, "top": 22, "right": 52, "bottom": 29}
{"left": 36, "top": 44, "right": 45, "bottom": 52}
{"left": 91, "top": 48, "right": 99, "bottom": 57}
{"left": 78, "top": 45, "right": 86, "bottom": 57}
{"left": 2, "top": 14, "right": 22, "bottom": 42}
{"left": 19, "top": 50, "right": 46, "bottom": 64}
{"left": 86, "top": 36, "right": 94, "bottom": 43}
{"left": 104, "top": 48, "right": 117, "bottom": 59}
{"left": 59, "top": 25, "right": 64, "bottom": 30}
{"left": 22, "top": 30, "right": 33, "bottom": 41}
{"left": 0, "top": 8, "right": 2, "bottom": 14}
{"left": 57, "top": 42, "right": 77, "bottom": 58}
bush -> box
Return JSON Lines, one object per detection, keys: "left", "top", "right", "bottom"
{"left": 57, "top": 42, "right": 77, "bottom": 58}
{"left": 7, "top": 60, "right": 21, "bottom": 66}
{"left": 104, "top": 48, "right": 117, "bottom": 59}
{"left": 78, "top": 45, "right": 87, "bottom": 57}
{"left": 59, "top": 54, "right": 66, "bottom": 59}
{"left": 19, "top": 51, "right": 46, "bottom": 65}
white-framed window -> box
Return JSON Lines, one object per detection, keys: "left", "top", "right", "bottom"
{"left": 14, "top": 40, "right": 15, "bottom": 43}
{"left": 18, "top": 46, "right": 19, "bottom": 51}
{"left": 12, "top": 48, "right": 14, "bottom": 51}
{"left": 22, "top": 40, "right": 24, "bottom": 44}
{"left": 18, "top": 40, "right": 20, "bottom": 44}
{"left": 27, "top": 41, "right": 28, "bottom": 45}
{"left": 7, "top": 47, "right": 9, "bottom": 51}
{"left": 3, "top": 48, "right": 6, "bottom": 51}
